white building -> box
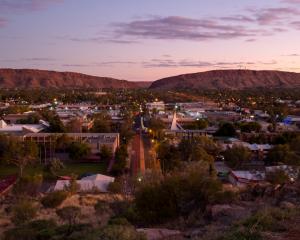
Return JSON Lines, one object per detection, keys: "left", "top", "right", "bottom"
{"left": 0, "top": 120, "right": 49, "bottom": 135}
{"left": 54, "top": 174, "right": 115, "bottom": 192}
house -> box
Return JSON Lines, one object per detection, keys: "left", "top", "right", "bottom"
{"left": 229, "top": 170, "right": 265, "bottom": 187}
{"left": 53, "top": 174, "right": 115, "bottom": 192}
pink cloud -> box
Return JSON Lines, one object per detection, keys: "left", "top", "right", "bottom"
{"left": 0, "top": 0, "right": 63, "bottom": 13}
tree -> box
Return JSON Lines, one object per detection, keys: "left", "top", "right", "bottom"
{"left": 91, "top": 112, "right": 112, "bottom": 133}
{"left": 148, "top": 118, "right": 165, "bottom": 139}
{"left": 64, "top": 174, "right": 80, "bottom": 194}
{"left": 157, "top": 141, "right": 181, "bottom": 173}
{"left": 266, "top": 144, "right": 300, "bottom": 166}
{"left": 100, "top": 145, "right": 113, "bottom": 164}
{"left": 119, "top": 120, "right": 135, "bottom": 144}
{"left": 266, "top": 169, "right": 289, "bottom": 185}
{"left": 191, "top": 145, "right": 214, "bottom": 163}
{"left": 185, "top": 119, "right": 208, "bottom": 130}
{"left": 48, "top": 158, "right": 65, "bottom": 177}
{"left": 56, "top": 206, "right": 81, "bottom": 234}
{"left": 17, "top": 112, "right": 41, "bottom": 124}
{"left": 68, "top": 142, "right": 91, "bottom": 161}
{"left": 5, "top": 138, "right": 38, "bottom": 177}
{"left": 223, "top": 145, "right": 252, "bottom": 169}
{"left": 42, "top": 111, "right": 65, "bottom": 133}
{"left": 134, "top": 162, "right": 222, "bottom": 224}
{"left": 13, "top": 174, "right": 43, "bottom": 197}
{"left": 55, "top": 134, "right": 71, "bottom": 152}
{"left": 0, "top": 134, "right": 9, "bottom": 163}
{"left": 215, "top": 122, "right": 237, "bottom": 137}
{"left": 290, "top": 136, "right": 300, "bottom": 154}
{"left": 111, "top": 145, "right": 128, "bottom": 175}
{"left": 65, "top": 118, "right": 82, "bottom": 133}
{"left": 239, "top": 122, "right": 262, "bottom": 133}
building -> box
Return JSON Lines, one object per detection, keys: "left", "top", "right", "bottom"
{"left": 229, "top": 170, "right": 265, "bottom": 187}
{"left": 54, "top": 174, "right": 115, "bottom": 192}
{"left": 23, "top": 132, "right": 120, "bottom": 162}
{"left": 0, "top": 119, "right": 49, "bottom": 135}
{"left": 146, "top": 101, "right": 165, "bottom": 113}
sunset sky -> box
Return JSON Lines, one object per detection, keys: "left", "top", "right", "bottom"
{"left": 0, "top": 0, "right": 300, "bottom": 81}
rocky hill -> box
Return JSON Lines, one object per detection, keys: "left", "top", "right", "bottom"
{"left": 0, "top": 69, "right": 150, "bottom": 89}
{"left": 150, "top": 70, "right": 300, "bottom": 90}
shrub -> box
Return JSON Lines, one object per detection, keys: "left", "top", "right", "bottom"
{"left": 94, "top": 200, "right": 112, "bottom": 216}
{"left": 134, "top": 163, "right": 223, "bottom": 224}
{"left": 4, "top": 219, "right": 57, "bottom": 240}
{"left": 107, "top": 180, "right": 122, "bottom": 194}
{"left": 99, "top": 223, "right": 146, "bottom": 240}
{"left": 12, "top": 199, "right": 37, "bottom": 225}
{"left": 13, "top": 174, "right": 43, "bottom": 197}
{"left": 41, "top": 191, "right": 68, "bottom": 208}
{"left": 266, "top": 169, "right": 290, "bottom": 185}
{"left": 56, "top": 206, "right": 81, "bottom": 234}
{"left": 64, "top": 174, "right": 80, "bottom": 194}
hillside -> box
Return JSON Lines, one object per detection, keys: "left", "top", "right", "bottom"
{"left": 150, "top": 70, "right": 300, "bottom": 90}
{"left": 0, "top": 69, "right": 149, "bottom": 89}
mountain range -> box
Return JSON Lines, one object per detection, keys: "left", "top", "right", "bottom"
{"left": 150, "top": 70, "right": 300, "bottom": 90}
{"left": 0, "top": 69, "right": 151, "bottom": 89}
{"left": 1, "top": 68, "right": 300, "bottom": 90}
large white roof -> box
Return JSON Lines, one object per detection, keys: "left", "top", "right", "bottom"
{"left": 54, "top": 174, "right": 115, "bottom": 192}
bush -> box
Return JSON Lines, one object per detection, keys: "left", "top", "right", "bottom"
{"left": 4, "top": 219, "right": 57, "bottom": 240}
{"left": 221, "top": 229, "right": 263, "bottom": 240}
{"left": 94, "top": 200, "right": 112, "bottom": 216}
{"left": 266, "top": 169, "right": 290, "bottom": 185}
{"left": 41, "top": 191, "right": 68, "bottom": 208}
{"left": 13, "top": 174, "right": 43, "bottom": 197}
{"left": 107, "top": 180, "right": 122, "bottom": 194}
{"left": 134, "top": 163, "right": 223, "bottom": 224}
{"left": 99, "top": 223, "right": 146, "bottom": 240}
{"left": 12, "top": 199, "right": 37, "bottom": 225}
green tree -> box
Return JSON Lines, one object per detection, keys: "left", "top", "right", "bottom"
{"left": 223, "top": 145, "right": 252, "bottom": 169}
{"left": 239, "top": 122, "right": 262, "bottom": 133}
{"left": 157, "top": 141, "right": 181, "bottom": 173}
{"left": 100, "top": 145, "right": 113, "bottom": 164}
{"left": 91, "top": 112, "right": 112, "bottom": 133}
{"left": 68, "top": 142, "right": 91, "bottom": 161}
{"left": 185, "top": 119, "right": 208, "bottom": 130}
{"left": 111, "top": 145, "right": 128, "bottom": 175}
{"left": 266, "top": 169, "right": 290, "bottom": 185}
{"left": 215, "top": 122, "right": 237, "bottom": 137}
{"left": 5, "top": 138, "right": 38, "bottom": 177}
{"left": 266, "top": 144, "right": 300, "bottom": 166}
{"left": 42, "top": 111, "right": 65, "bottom": 133}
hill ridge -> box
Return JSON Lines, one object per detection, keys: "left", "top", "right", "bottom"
{"left": 149, "top": 69, "right": 300, "bottom": 90}
{"left": 0, "top": 68, "right": 151, "bottom": 89}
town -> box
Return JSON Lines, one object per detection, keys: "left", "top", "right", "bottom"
{"left": 0, "top": 88, "right": 300, "bottom": 239}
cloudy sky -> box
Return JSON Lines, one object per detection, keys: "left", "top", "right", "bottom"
{"left": 0, "top": 0, "right": 300, "bottom": 81}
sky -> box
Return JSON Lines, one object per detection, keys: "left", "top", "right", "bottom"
{"left": 0, "top": 0, "right": 300, "bottom": 81}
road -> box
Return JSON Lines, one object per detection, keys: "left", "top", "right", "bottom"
{"left": 130, "top": 114, "right": 159, "bottom": 176}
